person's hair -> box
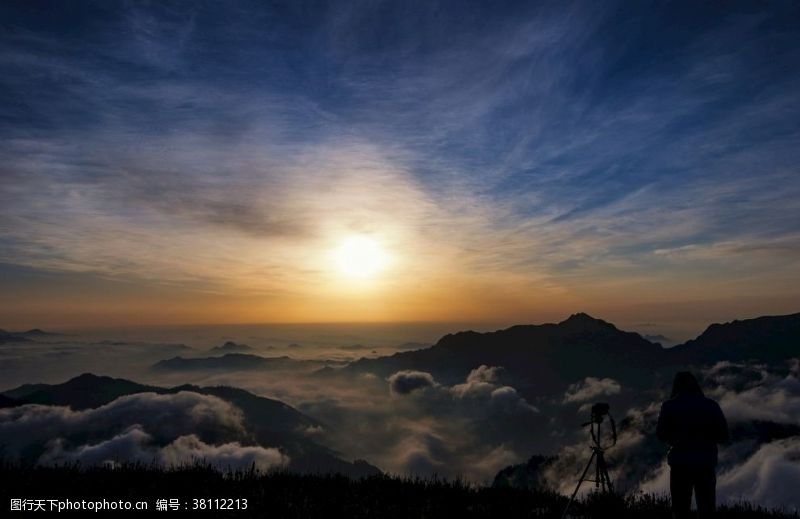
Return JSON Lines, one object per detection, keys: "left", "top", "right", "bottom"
{"left": 671, "top": 371, "right": 704, "bottom": 398}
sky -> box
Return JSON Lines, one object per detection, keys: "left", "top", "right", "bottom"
{"left": 1, "top": 0, "right": 799, "bottom": 330}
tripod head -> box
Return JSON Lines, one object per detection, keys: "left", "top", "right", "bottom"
{"left": 581, "top": 402, "right": 617, "bottom": 450}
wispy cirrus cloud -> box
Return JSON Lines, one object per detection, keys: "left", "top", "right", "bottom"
{"left": 1, "top": 0, "right": 799, "bottom": 324}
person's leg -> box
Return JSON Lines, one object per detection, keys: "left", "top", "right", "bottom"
{"left": 695, "top": 464, "right": 717, "bottom": 518}
{"left": 670, "top": 465, "right": 693, "bottom": 519}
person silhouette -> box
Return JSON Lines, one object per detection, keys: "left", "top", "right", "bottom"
{"left": 656, "top": 372, "right": 729, "bottom": 518}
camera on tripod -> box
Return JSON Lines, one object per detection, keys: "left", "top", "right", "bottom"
{"left": 583, "top": 402, "right": 616, "bottom": 447}
{"left": 587, "top": 402, "right": 610, "bottom": 425}
{"left": 561, "top": 402, "right": 618, "bottom": 519}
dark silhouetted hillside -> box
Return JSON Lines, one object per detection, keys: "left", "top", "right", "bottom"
{"left": 669, "top": 313, "right": 800, "bottom": 364}
{"left": 1, "top": 374, "right": 380, "bottom": 478}
{"left": 0, "top": 462, "right": 794, "bottom": 519}
{"left": 0, "top": 394, "right": 20, "bottom": 408}
{"left": 344, "top": 313, "right": 666, "bottom": 396}
{"left": 339, "top": 312, "right": 800, "bottom": 400}
{"left": 493, "top": 454, "right": 556, "bottom": 491}
{"left": 3, "top": 373, "right": 160, "bottom": 409}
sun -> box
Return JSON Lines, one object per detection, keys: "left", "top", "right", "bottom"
{"left": 334, "top": 235, "right": 387, "bottom": 279}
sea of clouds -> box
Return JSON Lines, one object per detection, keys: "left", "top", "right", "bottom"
{"left": 1, "top": 330, "right": 797, "bottom": 509}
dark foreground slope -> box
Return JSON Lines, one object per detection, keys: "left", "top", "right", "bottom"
{"left": 0, "top": 462, "right": 794, "bottom": 519}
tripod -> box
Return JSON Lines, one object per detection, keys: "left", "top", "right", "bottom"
{"left": 560, "top": 411, "right": 616, "bottom": 519}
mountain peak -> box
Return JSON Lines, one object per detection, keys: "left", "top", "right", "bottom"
{"left": 68, "top": 372, "right": 104, "bottom": 384}
{"left": 559, "top": 313, "right": 613, "bottom": 329}
{"left": 563, "top": 312, "right": 596, "bottom": 321}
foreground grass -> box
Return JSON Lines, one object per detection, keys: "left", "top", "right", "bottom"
{"left": 0, "top": 462, "right": 795, "bottom": 518}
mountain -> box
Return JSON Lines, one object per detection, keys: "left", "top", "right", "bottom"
{"left": 339, "top": 312, "right": 800, "bottom": 400}
{"left": 151, "top": 353, "right": 317, "bottom": 371}
{"left": 0, "top": 394, "right": 20, "bottom": 408}
{"left": 2, "top": 373, "right": 380, "bottom": 477}
{"left": 343, "top": 313, "right": 665, "bottom": 397}
{"left": 340, "top": 344, "right": 369, "bottom": 351}
{"left": 0, "top": 328, "right": 61, "bottom": 343}
{"left": 19, "top": 328, "right": 60, "bottom": 336}
{"left": 209, "top": 341, "right": 254, "bottom": 353}
{"left": 643, "top": 334, "right": 673, "bottom": 346}
{"left": 0, "top": 330, "right": 32, "bottom": 344}
{"left": 4, "top": 373, "right": 161, "bottom": 409}
{"left": 668, "top": 313, "right": 800, "bottom": 364}
{"left": 395, "top": 342, "right": 431, "bottom": 351}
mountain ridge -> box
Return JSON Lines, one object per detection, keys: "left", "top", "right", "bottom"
{"left": 339, "top": 312, "right": 800, "bottom": 399}
{"left": 1, "top": 373, "right": 380, "bottom": 477}
{"left": 669, "top": 312, "right": 800, "bottom": 363}
{"left": 151, "top": 353, "right": 322, "bottom": 371}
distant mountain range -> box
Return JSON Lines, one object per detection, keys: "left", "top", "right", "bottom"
{"left": 1, "top": 373, "right": 379, "bottom": 477}
{"left": 152, "top": 353, "right": 325, "bottom": 371}
{"left": 0, "top": 328, "right": 62, "bottom": 344}
{"left": 6, "top": 312, "right": 800, "bottom": 399}
{"left": 339, "top": 312, "right": 800, "bottom": 399}
{"left": 642, "top": 334, "right": 674, "bottom": 346}
{"left": 3, "top": 312, "right": 799, "bottom": 482}
{"left": 209, "top": 341, "right": 254, "bottom": 353}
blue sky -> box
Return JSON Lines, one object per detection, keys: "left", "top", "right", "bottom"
{"left": 1, "top": 0, "right": 799, "bottom": 329}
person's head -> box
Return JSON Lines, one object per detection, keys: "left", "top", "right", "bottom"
{"left": 671, "top": 371, "right": 704, "bottom": 398}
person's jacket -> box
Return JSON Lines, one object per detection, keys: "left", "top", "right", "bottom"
{"left": 656, "top": 393, "right": 729, "bottom": 466}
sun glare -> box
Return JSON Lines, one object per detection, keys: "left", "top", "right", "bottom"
{"left": 334, "top": 235, "right": 387, "bottom": 279}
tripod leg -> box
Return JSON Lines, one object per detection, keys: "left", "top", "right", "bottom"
{"left": 596, "top": 451, "right": 602, "bottom": 490}
{"left": 560, "top": 451, "right": 596, "bottom": 519}
{"left": 596, "top": 452, "right": 614, "bottom": 493}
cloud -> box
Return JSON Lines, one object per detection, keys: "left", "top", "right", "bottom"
{"left": 450, "top": 365, "right": 501, "bottom": 398}
{"left": 0, "top": 391, "right": 245, "bottom": 452}
{"left": 447, "top": 365, "right": 539, "bottom": 414}
{"left": 159, "top": 434, "right": 288, "bottom": 471}
{"left": 2, "top": 1, "right": 800, "bottom": 325}
{"left": 717, "top": 437, "right": 800, "bottom": 510}
{"left": 563, "top": 377, "right": 622, "bottom": 403}
{"left": 40, "top": 426, "right": 156, "bottom": 467}
{"left": 295, "top": 366, "right": 539, "bottom": 481}
{"left": 703, "top": 361, "right": 800, "bottom": 424}
{"left": 0, "top": 391, "right": 287, "bottom": 470}
{"left": 39, "top": 426, "right": 288, "bottom": 471}
{"left": 466, "top": 365, "right": 502, "bottom": 384}
{"left": 638, "top": 437, "right": 800, "bottom": 510}
{"left": 387, "top": 370, "right": 438, "bottom": 395}
{"left": 388, "top": 366, "right": 538, "bottom": 414}
{"left": 716, "top": 378, "right": 800, "bottom": 424}
{"left": 489, "top": 386, "right": 538, "bottom": 414}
